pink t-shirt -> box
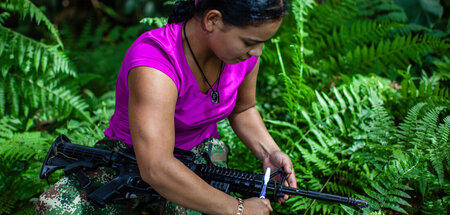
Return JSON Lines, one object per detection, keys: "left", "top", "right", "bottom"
{"left": 104, "top": 22, "right": 258, "bottom": 150}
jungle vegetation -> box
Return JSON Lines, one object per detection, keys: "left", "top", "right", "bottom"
{"left": 0, "top": 0, "right": 449, "bottom": 214}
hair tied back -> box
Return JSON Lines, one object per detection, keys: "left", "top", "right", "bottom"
{"left": 168, "top": 0, "right": 196, "bottom": 24}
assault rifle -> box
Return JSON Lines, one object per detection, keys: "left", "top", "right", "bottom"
{"left": 40, "top": 135, "right": 368, "bottom": 208}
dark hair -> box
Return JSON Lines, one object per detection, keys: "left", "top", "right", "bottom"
{"left": 168, "top": 0, "right": 288, "bottom": 26}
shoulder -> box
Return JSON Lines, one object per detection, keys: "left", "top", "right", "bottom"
{"left": 127, "top": 22, "right": 182, "bottom": 59}
{"left": 122, "top": 22, "right": 184, "bottom": 91}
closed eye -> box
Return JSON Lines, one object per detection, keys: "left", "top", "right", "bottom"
{"left": 243, "top": 38, "right": 265, "bottom": 47}
{"left": 243, "top": 40, "right": 253, "bottom": 47}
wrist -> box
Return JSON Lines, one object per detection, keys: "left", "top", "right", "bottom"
{"left": 261, "top": 148, "right": 281, "bottom": 162}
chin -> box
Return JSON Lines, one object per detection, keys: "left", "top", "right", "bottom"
{"left": 223, "top": 59, "right": 242, "bottom": 65}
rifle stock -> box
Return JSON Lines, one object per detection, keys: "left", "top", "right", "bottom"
{"left": 40, "top": 135, "right": 368, "bottom": 208}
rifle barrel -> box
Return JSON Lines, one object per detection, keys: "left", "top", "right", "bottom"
{"left": 278, "top": 186, "right": 368, "bottom": 207}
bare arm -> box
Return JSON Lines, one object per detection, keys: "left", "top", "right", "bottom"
{"left": 128, "top": 67, "right": 237, "bottom": 214}
{"left": 128, "top": 66, "right": 272, "bottom": 214}
{"left": 228, "top": 59, "right": 297, "bottom": 197}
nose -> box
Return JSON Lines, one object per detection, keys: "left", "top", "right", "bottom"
{"left": 248, "top": 43, "right": 264, "bottom": 57}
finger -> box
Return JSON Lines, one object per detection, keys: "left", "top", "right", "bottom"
{"left": 263, "top": 199, "right": 273, "bottom": 212}
{"left": 282, "top": 162, "right": 296, "bottom": 185}
{"left": 282, "top": 165, "right": 297, "bottom": 189}
{"left": 287, "top": 173, "right": 297, "bottom": 188}
{"left": 278, "top": 194, "right": 289, "bottom": 203}
{"left": 284, "top": 165, "right": 293, "bottom": 175}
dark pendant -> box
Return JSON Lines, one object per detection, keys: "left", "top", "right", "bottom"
{"left": 211, "top": 91, "right": 219, "bottom": 104}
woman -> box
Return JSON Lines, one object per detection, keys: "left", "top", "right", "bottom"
{"left": 36, "top": 0, "right": 296, "bottom": 214}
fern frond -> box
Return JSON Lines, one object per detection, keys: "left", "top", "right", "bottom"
{"left": 297, "top": 139, "right": 332, "bottom": 175}
{"left": 0, "top": 131, "right": 51, "bottom": 214}
{"left": 364, "top": 159, "right": 414, "bottom": 214}
{"left": 410, "top": 106, "right": 445, "bottom": 148}
{"left": 0, "top": 11, "right": 10, "bottom": 24}
{"left": 306, "top": 0, "right": 360, "bottom": 40}
{"left": 367, "top": 88, "right": 396, "bottom": 145}
{"left": 442, "top": 116, "right": 450, "bottom": 170}
{"left": 397, "top": 73, "right": 450, "bottom": 107}
{"left": 289, "top": 0, "right": 316, "bottom": 80}
{"left": 1, "top": 74, "right": 91, "bottom": 123}
{"left": 140, "top": 17, "right": 168, "bottom": 28}
{"left": 312, "top": 20, "right": 400, "bottom": 60}
{"left": 0, "top": 117, "right": 21, "bottom": 140}
{"left": 1, "top": 0, "right": 63, "bottom": 47}
{"left": 271, "top": 35, "right": 316, "bottom": 119}
{"left": 0, "top": 194, "right": 16, "bottom": 214}
{"left": 321, "top": 34, "right": 445, "bottom": 76}
{"left": 392, "top": 23, "right": 431, "bottom": 35}
{"left": 426, "top": 111, "right": 449, "bottom": 186}
{"left": 0, "top": 25, "right": 76, "bottom": 76}
{"left": 396, "top": 102, "right": 427, "bottom": 146}
{"left": 76, "top": 18, "right": 93, "bottom": 48}
{"left": 30, "top": 78, "right": 91, "bottom": 123}
{"left": 0, "top": 80, "right": 4, "bottom": 116}
{"left": 433, "top": 56, "right": 450, "bottom": 81}
{"left": 0, "top": 132, "right": 46, "bottom": 160}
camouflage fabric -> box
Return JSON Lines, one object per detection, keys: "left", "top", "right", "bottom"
{"left": 159, "top": 138, "right": 229, "bottom": 215}
{"left": 35, "top": 138, "right": 229, "bottom": 215}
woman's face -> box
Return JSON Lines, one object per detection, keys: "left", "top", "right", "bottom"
{"left": 210, "top": 19, "right": 283, "bottom": 64}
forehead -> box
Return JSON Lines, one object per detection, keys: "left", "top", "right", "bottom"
{"left": 224, "top": 19, "right": 283, "bottom": 41}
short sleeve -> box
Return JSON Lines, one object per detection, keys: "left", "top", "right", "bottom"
{"left": 123, "top": 37, "right": 180, "bottom": 91}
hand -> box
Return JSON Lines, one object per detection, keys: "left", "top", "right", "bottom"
{"left": 242, "top": 197, "right": 272, "bottom": 215}
{"left": 262, "top": 151, "right": 297, "bottom": 203}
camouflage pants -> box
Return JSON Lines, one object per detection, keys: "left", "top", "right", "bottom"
{"left": 35, "top": 138, "right": 229, "bottom": 215}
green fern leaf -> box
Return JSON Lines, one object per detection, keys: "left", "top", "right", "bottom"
{"left": 0, "top": 11, "right": 10, "bottom": 24}
{"left": 397, "top": 102, "right": 427, "bottom": 145}
{"left": 316, "top": 91, "right": 331, "bottom": 117}
{"left": 265, "top": 119, "right": 304, "bottom": 136}
{"left": 0, "top": 80, "right": 4, "bottom": 116}
{"left": 0, "top": 194, "right": 16, "bottom": 214}
{"left": 321, "top": 34, "right": 444, "bottom": 75}
{"left": 140, "top": 17, "right": 168, "bottom": 28}
{"left": 8, "top": 76, "right": 19, "bottom": 117}
{"left": 1, "top": 0, "right": 63, "bottom": 47}
{"left": 368, "top": 89, "right": 396, "bottom": 145}
{"left": 0, "top": 26, "right": 76, "bottom": 76}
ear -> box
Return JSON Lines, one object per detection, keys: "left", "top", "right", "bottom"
{"left": 202, "top": 10, "right": 224, "bottom": 33}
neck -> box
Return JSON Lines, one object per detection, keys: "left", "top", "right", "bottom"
{"left": 183, "top": 18, "right": 220, "bottom": 68}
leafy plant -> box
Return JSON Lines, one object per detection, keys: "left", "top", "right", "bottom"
{"left": 267, "top": 74, "right": 449, "bottom": 214}
{"left": 0, "top": 117, "right": 53, "bottom": 215}
{"left": 257, "top": 0, "right": 450, "bottom": 214}
{"left": 0, "top": 0, "right": 91, "bottom": 130}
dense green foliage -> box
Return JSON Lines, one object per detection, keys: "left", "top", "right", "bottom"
{"left": 0, "top": 0, "right": 448, "bottom": 214}
{"left": 257, "top": 0, "right": 450, "bottom": 214}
